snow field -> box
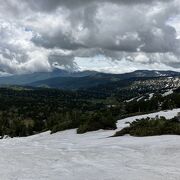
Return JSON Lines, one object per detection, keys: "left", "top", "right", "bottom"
{"left": 0, "top": 108, "right": 180, "bottom": 180}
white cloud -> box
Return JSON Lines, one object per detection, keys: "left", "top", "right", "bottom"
{"left": 0, "top": 0, "right": 179, "bottom": 74}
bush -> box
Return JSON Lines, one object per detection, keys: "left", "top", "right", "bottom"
{"left": 77, "top": 112, "right": 117, "bottom": 134}
{"left": 49, "top": 112, "right": 82, "bottom": 134}
{"left": 51, "top": 121, "right": 75, "bottom": 134}
{"left": 113, "top": 115, "right": 180, "bottom": 137}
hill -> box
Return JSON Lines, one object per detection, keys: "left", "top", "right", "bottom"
{"left": 28, "top": 70, "right": 180, "bottom": 90}
{"left": 0, "top": 69, "right": 179, "bottom": 88}
{"left": 0, "top": 68, "right": 97, "bottom": 85}
{"left": 0, "top": 108, "right": 180, "bottom": 179}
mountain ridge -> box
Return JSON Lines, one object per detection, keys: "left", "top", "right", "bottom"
{"left": 28, "top": 69, "right": 180, "bottom": 89}
{"left": 0, "top": 69, "right": 180, "bottom": 89}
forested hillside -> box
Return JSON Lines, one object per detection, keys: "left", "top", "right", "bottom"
{"left": 0, "top": 84, "right": 179, "bottom": 137}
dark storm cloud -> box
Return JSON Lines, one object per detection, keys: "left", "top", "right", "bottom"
{"left": 25, "top": 0, "right": 172, "bottom": 11}
{"left": 30, "top": 0, "right": 180, "bottom": 53}
{"left": 32, "top": 32, "right": 87, "bottom": 50}
{"left": 48, "top": 54, "right": 77, "bottom": 69}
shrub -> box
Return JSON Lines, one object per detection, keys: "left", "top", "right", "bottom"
{"left": 77, "top": 112, "right": 117, "bottom": 134}
{"left": 113, "top": 115, "right": 180, "bottom": 137}
{"left": 51, "top": 121, "right": 75, "bottom": 134}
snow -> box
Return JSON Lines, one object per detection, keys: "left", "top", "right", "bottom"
{"left": 162, "top": 89, "right": 174, "bottom": 97}
{"left": 148, "top": 93, "right": 154, "bottom": 100}
{"left": 144, "top": 93, "right": 154, "bottom": 101}
{"left": 126, "top": 97, "right": 136, "bottom": 102}
{"left": 116, "top": 108, "right": 180, "bottom": 129}
{"left": 136, "top": 96, "right": 144, "bottom": 102}
{"left": 0, "top": 108, "right": 180, "bottom": 180}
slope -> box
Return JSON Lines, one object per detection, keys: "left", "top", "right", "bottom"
{"left": 0, "top": 108, "right": 180, "bottom": 180}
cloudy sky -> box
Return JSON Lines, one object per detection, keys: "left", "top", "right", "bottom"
{"left": 0, "top": 0, "right": 180, "bottom": 75}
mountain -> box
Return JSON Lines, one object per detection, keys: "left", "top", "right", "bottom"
{"left": 28, "top": 75, "right": 115, "bottom": 89}
{"left": 0, "top": 69, "right": 179, "bottom": 89}
{"left": 128, "top": 70, "right": 180, "bottom": 77}
{"left": 0, "top": 68, "right": 97, "bottom": 85}
{"left": 28, "top": 70, "right": 180, "bottom": 90}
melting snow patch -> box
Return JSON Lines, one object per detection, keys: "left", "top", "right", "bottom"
{"left": 137, "top": 96, "right": 143, "bottom": 101}
{"left": 126, "top": 97, "right": 136, "bottom": 102}
{"left": 162, "top": 89, "right": 173, "bottom": 97}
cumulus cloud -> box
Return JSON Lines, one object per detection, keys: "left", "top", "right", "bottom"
{"left": 0, "top": 0, "right": 179, "bottom": 74}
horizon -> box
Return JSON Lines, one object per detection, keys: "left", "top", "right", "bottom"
{"left": 1, "top": 67, "right": 180, "bottom": 78}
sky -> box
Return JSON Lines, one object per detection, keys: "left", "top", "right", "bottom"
{"left": 0, "top": 0, "right": 180, "bottom": 75}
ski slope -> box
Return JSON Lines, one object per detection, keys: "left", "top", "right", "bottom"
{"left": 1, "top": 109, "right": 180, "bottom": 180}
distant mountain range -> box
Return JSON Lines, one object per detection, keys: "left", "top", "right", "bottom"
{"left": 0, "top": 68, "right": 180, "bottom": 90}
{"left": 0, "top": 69, "right": 97, "bottom": 85}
